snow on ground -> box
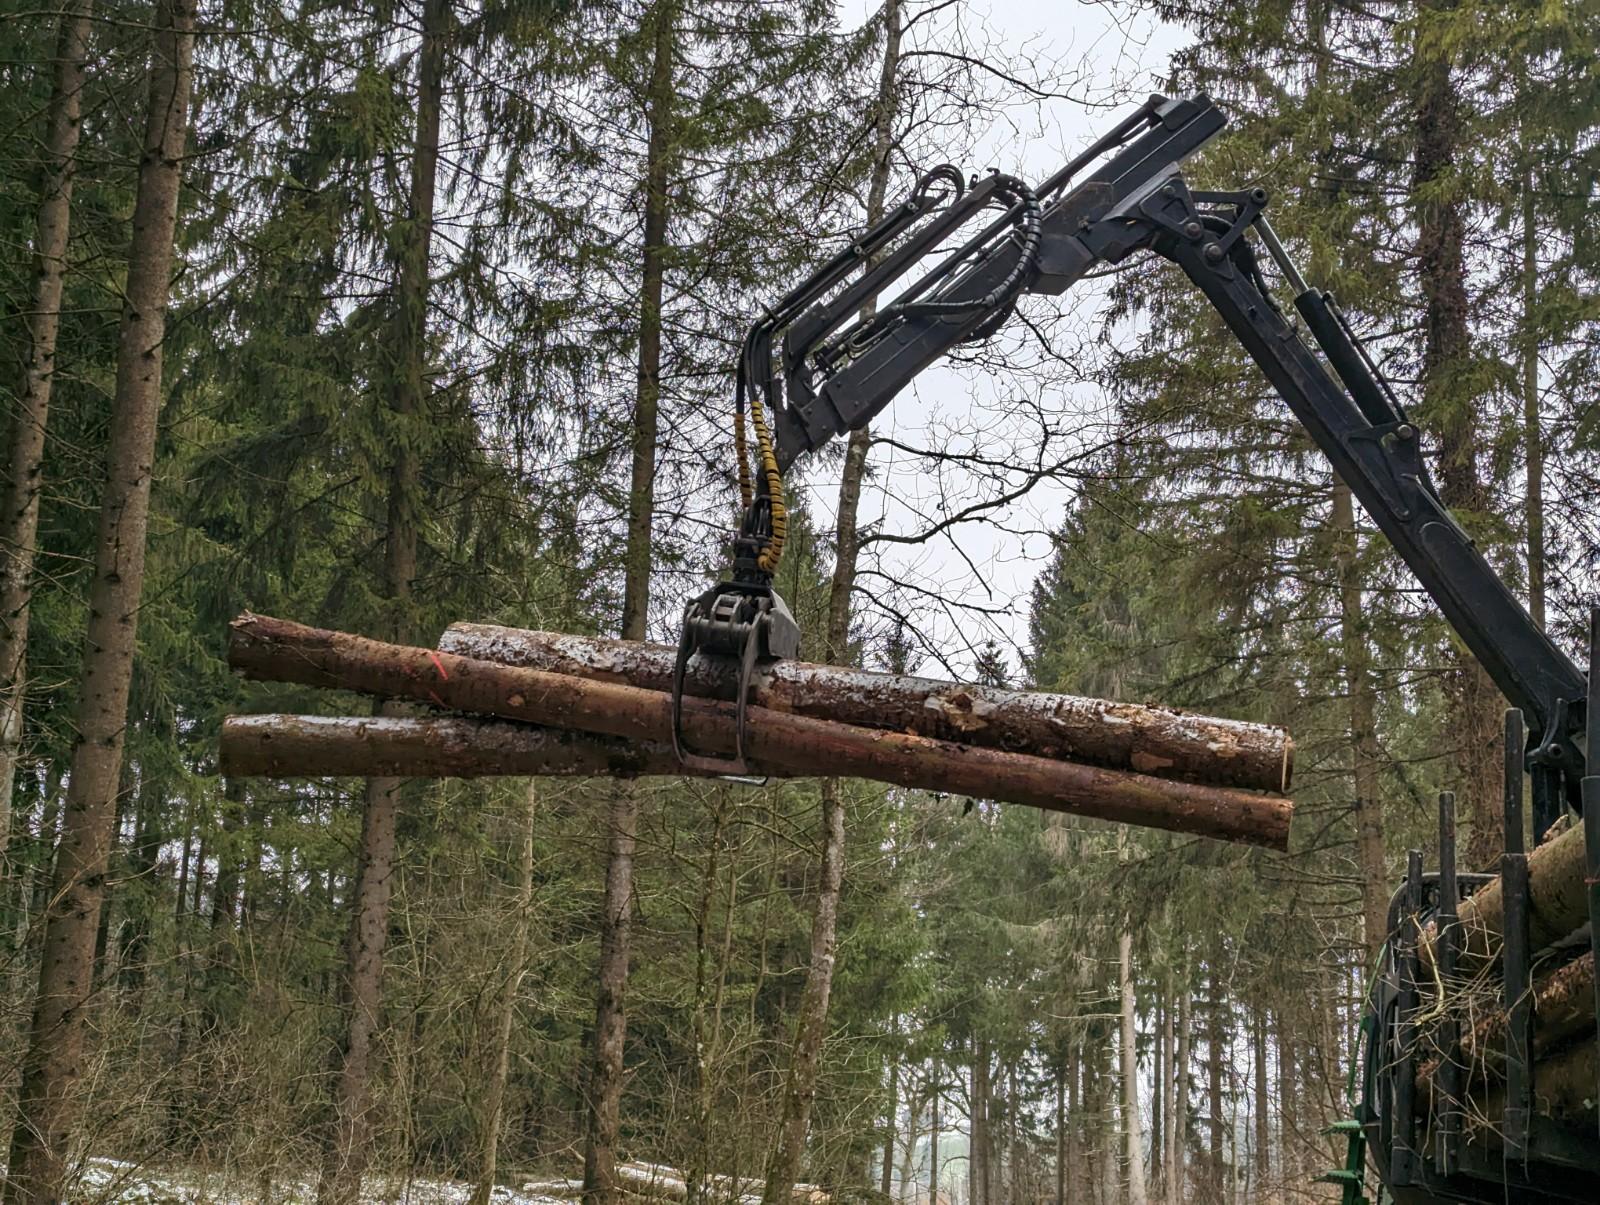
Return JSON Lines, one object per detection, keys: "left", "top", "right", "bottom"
{"left": 79, "top": 1157, "right": 573, "bottom": 1204}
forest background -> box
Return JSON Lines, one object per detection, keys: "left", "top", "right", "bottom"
{"left": 0, "top": 0, "right": 1597, "bottom": 1202}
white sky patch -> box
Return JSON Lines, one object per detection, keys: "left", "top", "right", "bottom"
{"left": 793, "top": 0, "right": 1193, "bottom": 681}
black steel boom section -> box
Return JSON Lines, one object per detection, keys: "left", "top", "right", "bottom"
{"left": 759, "top": 92, "right": 1588, "bottom": 805}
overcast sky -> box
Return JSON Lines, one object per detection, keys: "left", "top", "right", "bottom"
{"left": 792, "top": 1, "right": 1191, "bottom": 681}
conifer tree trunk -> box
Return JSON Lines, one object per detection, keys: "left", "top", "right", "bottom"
{"left": 1519, "top": 144, "right": 1544, "bottom": 632}
{"left": 1206, "top": 970, "right": 1225, "bottom": 1204}
{"left": 1096, "top": 1033, "right": 1115, "bottom": 1205}
{"left": 117, "top": 779, "right": 163, "bottom": 1004}
{"left": 1161, "top": 991, "right": 1176, "bottom": 1203}
{"left": 1332, "top": 480, "right": 1389, "bottom": 966}
{"left": 763, "top": 5, "right": 898, "bottom": 1200}
{"left": 1150, "top": 1000, "right": 1164, "bottom": 1201}
{"left": 879, "top": 1038, "right": 896, "bottom": 1199}
{"left": 318, "top": 1, "right": 446, "bottom": 1199}
{"left": 896, "top": 1084, "right": 919, "bottom": 1194}
{"left": 584, "top": 5, "right": 674, "bottom": 1199}
{"left": 1056, "top": 1051, "right": 1066, "bottom": 1205}
{"left": 1066, "top": 1045, "right": 1081, "bottom": 1203}
{"left": 928, "top": 1065, "right": 938, "bottom": 1203}
{"left": 0, "top": 0, "right": 95, "bottom": 857}
{"left": 1275, "top": 1008, "right": 1297, "bottom": 1190}
{"left": 1120, "top": 930, "right": 1146, "bottom": 1205}
{"left": 971, "top": 1039, "right": 988, "bottom": 1205}
{"left": 686, "top": 792, "right": 728, "bottom": 1205}
{"left": 470, "top": 781, "right": 537, "bottom": 1205}
{"left": 1412, "top": 3, "right": 1503, "bottom": 865}
{"left": 1171, "top": 982, "right": 1190, "bottom": 1205}
{"left": 1251, "top": 1009, "right": 1268, "bottom": 1191}
{"left": 2, "top": 0, "right": 193, "bottom": 1196}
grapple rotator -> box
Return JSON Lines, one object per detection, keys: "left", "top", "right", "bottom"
{"left": 671, "top": 517, "right": 799, "bottom": 778}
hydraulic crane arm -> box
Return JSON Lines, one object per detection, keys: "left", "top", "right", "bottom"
{"left": 678, "top": 93, "right": 1587, "bottom": 821}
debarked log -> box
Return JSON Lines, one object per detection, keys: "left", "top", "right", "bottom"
{"left": 228, "top": 613, "right": 1293, "bottom": 849}
{"left": 218, "top": 713, "right": 756, "bottom": 780}
{"left": 439, "top": 622, "right": 1294, "bottom": 793}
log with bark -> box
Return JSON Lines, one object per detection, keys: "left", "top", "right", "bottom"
{"left": 219, "top": 713, "right": 757, "bottom": 780}
{"left": 1421, "top": 818, "right": 1590, "bottom": 971}
{"left": 227, "top": 613, "right": 1293, "bottom": 850}
{"left": 1417, "top": 950, "right": 1596, "bottom": 1093}
{"left": 439, "top": 622, "right": 1294, "bottom": 793}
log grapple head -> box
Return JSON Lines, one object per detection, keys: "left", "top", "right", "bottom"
{"left": 671, "top": 578, "right": 799, "bottom": 778}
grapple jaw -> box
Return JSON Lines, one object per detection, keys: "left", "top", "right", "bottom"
{"left": 670, "top": 578, "right": 800, "bottom": 778}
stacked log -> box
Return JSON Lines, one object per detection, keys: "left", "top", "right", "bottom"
{"left": 221, "top": 612, "right": 1295, "bottom": 850}
{"left": 1420, "top": 817, "right": 1590, "bottom": 970}
{"left": 1412, "top": 817, "right": 1598, "bottom": 1131}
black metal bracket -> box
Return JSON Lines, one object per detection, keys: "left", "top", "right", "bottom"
{"left": 671, "top": 581, "right": 800, "bottom": 778}
{"left": 1583, "top": 608, "right": 1600, "bottom": 1139}
{"left": 1391, "top": 848, "right": 1424, "bottom": 1186}
{"left": 1434, "top": 791, "right": 1461, "bottom": 1175}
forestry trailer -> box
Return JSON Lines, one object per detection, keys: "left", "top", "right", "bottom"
{"left": 674, "top": 94, "right": 1600, "bottom": 1203}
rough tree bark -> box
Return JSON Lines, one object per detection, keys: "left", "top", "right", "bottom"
{"left": 585, "top": 4, "right": 675, "bottom": 1198}
{"left": 1171, "top": 980, "right": 1190, "bottom": 1205}
{"left": 1119, "top": 871, "right": 1147, "bottom": 1205}
{"left": 0, "top": 0, "right": 95, "bottom": 855}
{"left": 228, "top": 616, "right": 1295, "bottom": 848}
{"left": 1275, "top": 1007, "right": 1298, "bottom": 1190}
{"left": 3, "top": 1, "right": 193, "bottom": 1197}
{"left": 317, "top": 0, "right": 445, "bottom": 1199}
{"left": 1151, "top": 999, "right": 1164, "bottom": 1202}
{"left": 1055, "top": 1057, "right": 1064, "bottom": 1202}
{"left": 1518, "top": 74, "right": 1545, "bottom": 633}
{"left": 1251, "top": 1009, "right": 1268, "bottom": 1192}
{"left": 220, "top": 713, "right": 714, "bottom": 779}
{"left": 440, "top": 623, "right": 1293, "bottom": 793}
{"left": 1331, "top": 481, "right": 1389, "bottom": 966}
{"left": 469, "top": 780, "right": 538, "bottom": 1205}
{"left": 878, "top": 1026, "right": 896, "bottom": 1200}
{"left": 1161, "top": 987, "right": 1177, "bottom": 1204}
{"left": 685, "top": 792, "right": 727, "bottom": 1205}
{"left": 971, "top": 1038, "right": 988, "bottom": 1205}
{"left": 1206, "top": 968, "right": 1226, "bottom": 1205}
{"left": 1422, "top": 815, "right": 1590, "bottom": 969}
{"left": 763, "top": 7, "right": 894, "bottom": 1194}
{"left": 1412, "top": 4, "right": 1504, "bottom": 867}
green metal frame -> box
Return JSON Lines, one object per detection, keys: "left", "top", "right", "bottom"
{"left": 1317, "top": 947, "right": 1387, "bottom": 1205}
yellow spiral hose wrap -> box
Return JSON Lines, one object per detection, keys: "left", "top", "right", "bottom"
{"left": 745, "top": 390, "right": 786, "bottom": 575}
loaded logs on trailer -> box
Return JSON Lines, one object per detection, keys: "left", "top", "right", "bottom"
{"left": 1365, "top": 680, "right": 1600, "bottom": 1203}
{"left": 220, "top": 612, "right": 1295, "bottom": 850}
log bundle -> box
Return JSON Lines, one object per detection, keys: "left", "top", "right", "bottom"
{"left": 439, "top": 622, "right": 1294, "bottom": 792}
{"left": 221, "top": 612, "right": 1295, "bottom": 850}
{"left": 1411, "top": 817, "right": 1599, "bottom": 1133}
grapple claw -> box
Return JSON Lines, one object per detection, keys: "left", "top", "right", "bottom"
{"left": 670, "top": 581, "right": 800, "bottom": 778}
